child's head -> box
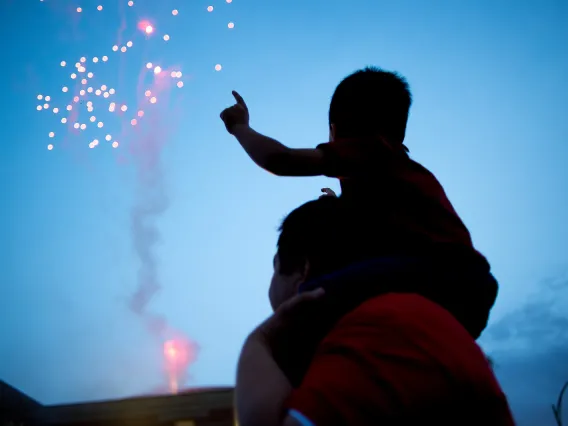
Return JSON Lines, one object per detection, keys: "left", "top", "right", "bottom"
{"left": 269, "top": 197, "right": 365, "bottom": 311}
{"left": 329, "top": 66, "right": 412, "bottom": 145}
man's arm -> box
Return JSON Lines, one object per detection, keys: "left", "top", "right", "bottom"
{"left": 235, "top": 290, "right": 327, "bottom": 426}
{"left": 236, "top": 334, "right": 305, "bottom": 426}
{"left": 231, "top": 125, "right": 325, "bottom": 177}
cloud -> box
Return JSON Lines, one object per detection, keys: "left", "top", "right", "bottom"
{"left": 480, "top": 274, "right": 568, "bottom": 426}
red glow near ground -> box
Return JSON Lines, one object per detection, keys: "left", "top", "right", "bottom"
{"left": 163, "top": 338, "right": 196, "bottom": 394}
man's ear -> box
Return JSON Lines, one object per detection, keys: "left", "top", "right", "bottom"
{"left": 302, "top": 260, "right": 311, "bottom": 280}
{"left": 294, "top": 260, "right": 311, "bottom": 293}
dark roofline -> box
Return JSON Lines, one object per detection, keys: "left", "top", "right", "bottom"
{"left": 40, "top": 387, "right": 235, "bottom": 424}
{"left": 44, "top": 386, "right": 234, "bottom": 409}
{"left": 0, "top": 380, "right": 42, "bottom": 407}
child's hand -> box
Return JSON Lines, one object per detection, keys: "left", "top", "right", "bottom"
{"left": 320, "top": 188, "right": 337, "bottom": 198}
{"left": 220, "top": 91, "right": 250, "bottom": 134}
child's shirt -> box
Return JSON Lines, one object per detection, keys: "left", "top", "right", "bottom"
{"left": 316, "top": 138, "right": 478, "bottom": 255}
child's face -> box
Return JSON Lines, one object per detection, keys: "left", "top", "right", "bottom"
{"left": 268, "top": 253, "right": 307, "bottom": 312}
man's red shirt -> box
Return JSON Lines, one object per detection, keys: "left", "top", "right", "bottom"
{"left": 286, "top": 293, "right": 515, "bottom": 425}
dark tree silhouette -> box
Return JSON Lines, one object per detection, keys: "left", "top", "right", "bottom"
{"left": 552, "top": 381, "right": 568, "bottom": 426}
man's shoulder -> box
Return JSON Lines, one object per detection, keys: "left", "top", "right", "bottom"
{"left": 321, "top": 293, "right": 476, "bottom": 352}
{"left": 340, "top": 293, "right": 454, "bottom": 324}
{"left": 318, "top": 293, "right": 502, "bottom": 396}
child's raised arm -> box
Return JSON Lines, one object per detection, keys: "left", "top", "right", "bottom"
{"left": 232, "top": 126, "right": 325, "bottom": 176}
{"left": 221, "top": 91, "right": 325, "bottom": 177}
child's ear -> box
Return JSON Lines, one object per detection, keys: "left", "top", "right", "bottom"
{"left": 329, "top": 123, "right": 336, "bottom": 141}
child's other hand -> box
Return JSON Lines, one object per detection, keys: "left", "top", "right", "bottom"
{"left": 220, "top": 91, "right": 250, "bottom": 134}
{"left": 320, "top": 188, "right": 337, "bottom": 198}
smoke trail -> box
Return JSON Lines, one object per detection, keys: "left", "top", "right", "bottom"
{"left": 127, "top": 77, "right": 196, "bottom": 392}
{"left": 129, "top": 119, "right": 168, "bottom": 336}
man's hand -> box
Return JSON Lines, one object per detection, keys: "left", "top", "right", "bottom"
{"left": 220, "top": 90, "right": 250, "bottom": 134}
{"left": 252, "top": 288, "right": 325, "bottom": 347}
{"left": 320, "top": 188, "right": 337, "bottom": 198}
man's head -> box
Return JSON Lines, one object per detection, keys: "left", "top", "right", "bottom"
{"left": 329, "top": 66, "right": 412, "bottom": 145}
{"left": 269, "top": 197, "right": 365, "bottom": 311}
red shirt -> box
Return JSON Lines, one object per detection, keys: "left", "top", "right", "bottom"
{"left": 286, "top": 293, "right": 515, "bottom": 426}
{"left": 317, "top": 139, "right": 475, "bottom": 251}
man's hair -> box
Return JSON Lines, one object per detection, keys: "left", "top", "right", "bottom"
{"left": 276, "top": 197, "right": 368, "bottom": 280}
{"left": 329, "top": 66, "right": 412, "bottom": 144}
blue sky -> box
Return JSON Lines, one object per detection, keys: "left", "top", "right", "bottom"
{"left": 1, "top": 0, "right": 567, "bottom": 423}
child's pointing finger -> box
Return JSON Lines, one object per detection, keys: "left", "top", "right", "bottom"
{"left": 232, "top": 91, "right": 247, "bottom": 109}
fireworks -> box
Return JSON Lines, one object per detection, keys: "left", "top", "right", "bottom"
{"left": 36, "top": 1, "right": 234, "bottom": 152}
{"left": 34, "top": 0, "right": 235, "bottom": 393}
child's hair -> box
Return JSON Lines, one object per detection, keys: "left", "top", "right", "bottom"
{"left": 329, "top": 66, "right": 412, "bottom": 145}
